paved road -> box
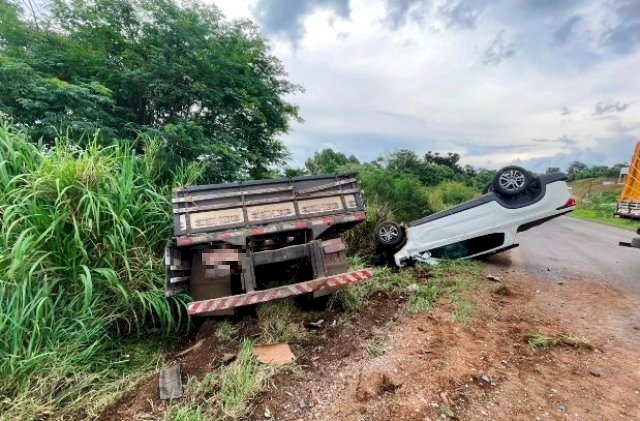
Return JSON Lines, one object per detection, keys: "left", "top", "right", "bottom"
{"left": 503, "top": 216, "right": 639, "bottom": 292}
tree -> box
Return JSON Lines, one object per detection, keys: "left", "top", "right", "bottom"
{"left": 283, "top": 167, "right": 307, "bottom": 177}
{"left": 424, "top": 151, "right": 462, "bottom": 171}
{"left": 358, "top": 167, "right": 429, "bottom": 222}
{"left": 546, "top": 167, "right": 561, "bottom": 173}
{"left": 0, "top": 0, "right": 301, "bottom": 182}
{"left": 305, "top": 148, "right": 359, "bottom": 174}
{"left": 567, "top": 161, "right": 589, "bottom": 175}
{"left": 386, "top": 149, "right": 422, "bottom": 175}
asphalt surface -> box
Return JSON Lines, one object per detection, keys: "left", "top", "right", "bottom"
{"left": 505, "top": 216, "right": 639, "bottom": 293}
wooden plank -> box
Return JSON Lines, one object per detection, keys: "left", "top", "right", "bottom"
{"left": 172, "top": 185, "right": 293, "bottom": 204}
{"left": 295, "top": 178, "right": 356, "bottom": 196}
{"left": 159, "top": 365, "right": 183, "bottom": 400}
{"left": 173, "top": 188, "right": 360, "bottom": 215}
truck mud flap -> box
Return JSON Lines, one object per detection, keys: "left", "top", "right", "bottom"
{"left": 187, "top": 268, "right": 373, "bottom": 316}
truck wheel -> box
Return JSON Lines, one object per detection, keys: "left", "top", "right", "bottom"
{"left": 375, "top": 221, "right": 404, "bottom": 248}
{"left": 492, "top": 166, "right": 532, "bottom": 197}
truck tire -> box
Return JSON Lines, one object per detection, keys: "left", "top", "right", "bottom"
{"left": 492, "top": 165, "right": 532, "bottom": 197}
{"left": 375, "top": 221, "right": 404, "bottom": 248}
{"left": 632, "top": 237, "right": 640, "bottom": 248}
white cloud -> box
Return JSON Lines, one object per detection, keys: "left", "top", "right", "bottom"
{"left": 210, "top": 0, "right": 640, "bottom": 171}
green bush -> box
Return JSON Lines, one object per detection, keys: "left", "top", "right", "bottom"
{"left": 0, "top": 124, "right": 189, "bottom": 418}
{"left": 427, "top": 181, "right": 477, "bottom": 213}
{"left": 359, "top": 167, "right": 430, "bottom": 222}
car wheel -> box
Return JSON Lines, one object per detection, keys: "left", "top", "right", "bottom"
{"left": 482, "top": 183, "right": 494, "bottom": 194}
{"left": 375, "top": 221, "right": 404, "bottom": 248}
{"left": 492, "top": 165, "right": 532, "bottom": 197}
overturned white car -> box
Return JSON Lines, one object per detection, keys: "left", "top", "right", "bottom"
{"left": 375, "top": 166, "right": 576, "bottom": 266}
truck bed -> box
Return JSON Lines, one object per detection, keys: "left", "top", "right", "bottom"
{"left": 172, "top": 173, "right": 364, "bottom": 240}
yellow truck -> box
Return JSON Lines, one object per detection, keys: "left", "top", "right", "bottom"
{"left": 616, "top": 140, "right": 640, "bottom": 219}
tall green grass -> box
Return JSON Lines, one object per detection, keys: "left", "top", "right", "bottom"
{"left": 0, "top": 124, "right": 192, "bottom": 418}
{"left": 572, "top": 190, "right": 638, "bottom": 231}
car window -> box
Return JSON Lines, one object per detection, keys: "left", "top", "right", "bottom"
{"left": 428, "top": 233, "right": 505, "bottom": 259}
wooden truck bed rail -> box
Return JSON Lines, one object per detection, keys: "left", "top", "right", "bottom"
{"left": 172, "top": 173, "right": 364, "bottom": 237}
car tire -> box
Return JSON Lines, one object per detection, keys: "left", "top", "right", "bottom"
{"left": 492, "top": 165, "right": 532, "bottom": 197}
{"left": 482, "top": 183, "right": 494, "bottom": 194}
{"left": 631, "top": 237, "right": 640, "bottom": 248}
{"left": 375, "top": 221, "right": 404, "bottom": 248}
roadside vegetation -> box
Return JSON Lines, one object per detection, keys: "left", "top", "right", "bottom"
{"left": 568, "top": 179, "right": 637, "bottom": 231}
{"left": 164, "top": 340, "right": 272, "bottom": 421}
{"left": 0, "top": 125, "right": 197, "bottom": 419}
{"left": 332, "top": 261, "right": 483, "bottom": 321}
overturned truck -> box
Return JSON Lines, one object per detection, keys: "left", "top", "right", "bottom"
{"left": 165, "top": 174, "right": 372, "bottom": 316}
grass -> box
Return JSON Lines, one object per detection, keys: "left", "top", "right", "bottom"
{"left": 367, "top": 342, "right": 386, "bottom": 357}
{"left": 164, "top": 340, "right": 271, "bottom": 421}
{"left": 527, "top": 330, "right": 592, "bottom": 350}
{"left": 567, "top": 180, "right": 637, "bottom": 231}
{"left": 408, "top": 283, "right": 445, "bottom": 313}
{"left": 256, "top": 299, "right": 308, "bottom": 344}
{"left": 332, "top": 260, "right": 483, "bottom": 323}
{"left": 527, "top": 330, "right": 556, "bottom": 349}
{"left": 570, "top": 209, "right": 638, "bottom": 231}
{"left": 216, "top": 321, "right": 239, "bottom": 342}
{"left": 450, "top": 293, "right": 475, "bottom": 325}
{"left": 0, "top": 124, "right": 195, "bottom": 419}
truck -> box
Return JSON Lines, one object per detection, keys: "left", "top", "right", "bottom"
{"left": 615, "top": 140, "right": 640, "bottom": 219}
{"left": 164, "top": 173, "right": 373, "bottom": 316}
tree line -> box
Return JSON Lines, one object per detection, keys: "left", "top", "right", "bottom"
{"left": 0, "top": 0, "right": 301, "bottom": 183}
{"left": 0, "top": 0, "right": 626, "bottom": 220}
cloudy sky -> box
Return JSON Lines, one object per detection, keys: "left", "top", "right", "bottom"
{"left": 211, "top": 0, "right": 639, "bottom": 171}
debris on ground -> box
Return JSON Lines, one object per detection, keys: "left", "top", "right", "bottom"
{"left": 221, "top": 352, "right": 236, "bottom": 364}
{"left": 306, "top": 319, "right": 325, "bottom": 329}
{"left": 480, "top": 374, "right": 492, "bottom": 384}
{"left": 253, "top": 343, "right": 296, "bottom": 365}
{"left": 158, "top": 365, "right": 183, "bottom": 400}
{"left": 173, "top": 339, "right": 204, "bottom": 358}
{"left": 486, "top": 274, "right": 501, "bottom": 282}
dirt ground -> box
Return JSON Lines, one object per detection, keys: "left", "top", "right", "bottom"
{"left": 102, "top": 256, "right": 640, "bottom": 421}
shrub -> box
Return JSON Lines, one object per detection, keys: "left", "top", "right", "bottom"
{"left": 427, "top": 181, "right": 477, "bottom": 213}
{"left": 0, "top": 124, "right": 189, "bottom": 418}
{"left": 359, "top": 167, "right": 430, "bottom": 222}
